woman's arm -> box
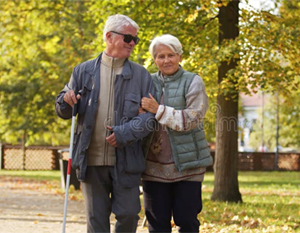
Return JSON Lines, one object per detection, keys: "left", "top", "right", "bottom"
{"left": 142, "top": 75, "right": 208, "bottom": 132}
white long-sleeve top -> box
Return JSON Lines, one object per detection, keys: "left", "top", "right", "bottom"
{"left": 155, "top": 75, "right": 208, "bottom": 131}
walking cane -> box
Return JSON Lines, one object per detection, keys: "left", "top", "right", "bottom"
{"left": 62, "top": 92, "right": 80, "bottom": 233}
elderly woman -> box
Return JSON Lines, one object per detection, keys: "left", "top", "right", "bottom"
{"left": 141, "top": 34, "right": 213, "bottom": 233}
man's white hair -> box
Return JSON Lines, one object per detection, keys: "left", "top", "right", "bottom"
{"left": 149, "top": 34, "right": 183, "bottom": 59}
{"left": 103, "top": 14, "right": 139, "bottom": 42}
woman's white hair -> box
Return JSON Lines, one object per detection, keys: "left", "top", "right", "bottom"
{"left": 149, "top": 34, "right": 183, "bottom": 59}
{"left": 103, "top": 14, "right": 139, "bottom": 42}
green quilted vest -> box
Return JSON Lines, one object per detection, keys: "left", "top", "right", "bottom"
{"left": 147, "top": 67, "right": 213, "bottom": 172}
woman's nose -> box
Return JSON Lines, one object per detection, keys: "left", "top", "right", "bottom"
{"left": 164, "top": 57, "right": 170, "bottom": 62}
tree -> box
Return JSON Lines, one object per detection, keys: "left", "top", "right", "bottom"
{"left": 0, "top": 0, "right": 98, "bottom": 145}
{"left": 0, "top": 0, "right": 222, "bottom": 145}
{"left": 211, "top": 0, "right": 242, "bottom": 202}
{"left": 210, "top": 0, "right": 300, "bottom": 201}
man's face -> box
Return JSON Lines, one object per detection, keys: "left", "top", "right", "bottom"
{"left": 105, "top": 25, "right": 138, "bottom": 59}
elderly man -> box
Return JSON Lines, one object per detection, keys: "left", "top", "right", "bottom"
{"left": 55, "top": 14, "right": 155, "bottom": 233}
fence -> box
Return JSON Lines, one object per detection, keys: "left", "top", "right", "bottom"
{"left": 0, "top": 144, "right": 64, "bottom": 170}
{"left": 1, "top": 144, "right": 300, "bottom": 171}
{"left": 207, "top": 151, "right": 300, "bottom": 171}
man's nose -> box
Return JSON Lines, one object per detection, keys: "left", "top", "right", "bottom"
{"left": 129, "top": 39, "right": 136, "bottom": 46}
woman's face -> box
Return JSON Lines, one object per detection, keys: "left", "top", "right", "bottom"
{"left": 154, "top": 44, "right": 182, "bottom": 76}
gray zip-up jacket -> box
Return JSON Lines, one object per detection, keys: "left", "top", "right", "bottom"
{"left": 55, "top": 53, "right": 155, "bottom": 187}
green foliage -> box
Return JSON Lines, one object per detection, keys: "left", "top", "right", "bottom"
{"left": 236, "top": 0, "right": 300, "bottom": 96}
{"left": 0, "top": 0, "right": 98, "bottom": 145}
{"left": 0, "top": 0, "right": 300, "bottom": 146}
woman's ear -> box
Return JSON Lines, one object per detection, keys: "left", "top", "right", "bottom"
{"left": 179, "top": 54, "right": 183, "bottom": 62}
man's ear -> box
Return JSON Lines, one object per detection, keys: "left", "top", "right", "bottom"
{"left": 106, "top": 32, "right": 113, "bottom": 44}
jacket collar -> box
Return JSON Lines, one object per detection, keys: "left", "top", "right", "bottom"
{"left": 102, "top": 52, "right": 126, "bottom": 68}
{"left": 119, "top": 61, "right": 133, "bottom": 80}
{"left": 90, "top": 53, "right": 133, "bottom": 80}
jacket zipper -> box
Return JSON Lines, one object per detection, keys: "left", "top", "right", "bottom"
{"left": 104, "top": 58, "right": 114, "bottom": 164}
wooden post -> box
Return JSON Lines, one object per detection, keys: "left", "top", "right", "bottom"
{"left": 0, "top": 143, "right": 4, "bottom": 170}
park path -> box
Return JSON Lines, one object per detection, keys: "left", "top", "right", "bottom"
{"left": 0, "top": 176, "right": 149, "bottom": 233}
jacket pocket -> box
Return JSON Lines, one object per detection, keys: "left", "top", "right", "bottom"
{"left": 71, "top": 131, "right": 81, "bottom": 170}
{"left": 123, "top": 93, "right": 140, "bottom": 119}
{"left": 171, "top": 130, "right": 198, "bottom": 164}
{"left": 124, "top": 142, "right": 145, "bottom": 173}
{"left": 78, "top": 75, "right": 93, "bottom": 115}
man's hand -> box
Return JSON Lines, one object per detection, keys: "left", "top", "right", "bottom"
{"left": 141, "top": 93, "right": 159, "bottom": 114}
{"left": 106, "top": 126, "right": 117, "bottom": 148}
{"left": 63, "top": 90, "right": 81, "bottom": 107}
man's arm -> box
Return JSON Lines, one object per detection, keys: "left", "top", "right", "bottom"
{"left": 111, "top": 72, "right": 156, "bottom": 148}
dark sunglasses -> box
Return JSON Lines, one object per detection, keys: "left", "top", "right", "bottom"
{"left": 110, "top": 31, "right": 140, "bottom": 45}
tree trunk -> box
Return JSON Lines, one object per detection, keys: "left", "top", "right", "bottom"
{"left": 211, "top": 0, "right": 242, "bottom": 202}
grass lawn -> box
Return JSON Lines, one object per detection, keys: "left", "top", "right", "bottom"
{"left": 201, "top": 171, "right": 300, "bottom": 233}
{"left": 1, "top": 170, "right": 299, "bottom": 232}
